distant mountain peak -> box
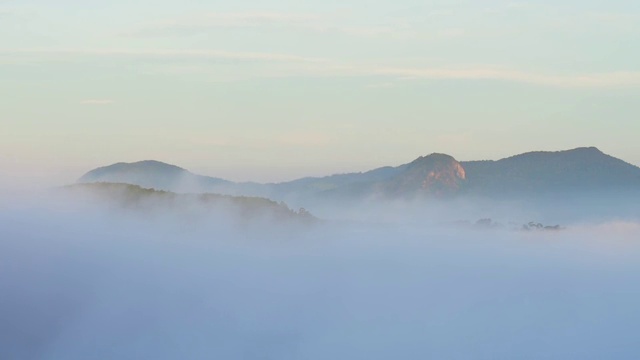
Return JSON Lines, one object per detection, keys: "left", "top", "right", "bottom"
{"left": 568, "top": 146, "right": 607, "bottom": 157}
{"left": 409, "top": 152, "right": 458, "bottom": 164}
{"left": 573, "top": 146, "right": 601, "bottom": 152}
{"left": 407, "top": 153, "right": 466, "bottom": 180}
{"left": 129, "top": 160, "right": 185, "bottom": 168}
{"left": 385, "top": 153, "right": 466, "bottom": 196}
{"left": 112, "top": 160, "right": 186, "bottom": 171}
{"left": 511, "top": 146, "right": 604, "bottom": 158}
{"left": 77, "top": 160, "right": 229, "bottom": 192}
{"left": 78, "top": 160, "right": 186, "bottom": 181}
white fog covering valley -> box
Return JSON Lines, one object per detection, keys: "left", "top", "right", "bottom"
{"left": 2, "top": 188, "right": 640, "bottom": 360}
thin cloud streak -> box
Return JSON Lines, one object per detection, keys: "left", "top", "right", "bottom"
{"left": 124, "top": 11, "right": 414, "bottom": 39}
{"left": 176, "top": 12, "right": 322, "bottom": 27}
{"left": 0, "top": 48, "right": 326, "bottom": 63}
{"left": 311, "top": 63, "right": 640, "bottom": 88}
{"left": 81, "top": 99, "right": 115, "bottom": 105}
{"left": 2, "top": 48, "right": 639, "bottom": 88}
{"left": 367, "top": 66, "right": 640, "bottom": 88}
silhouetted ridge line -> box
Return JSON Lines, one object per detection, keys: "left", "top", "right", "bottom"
{"left": 77, "top": 147, "right": 640, "bottom": 201}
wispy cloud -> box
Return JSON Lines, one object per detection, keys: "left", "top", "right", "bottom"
{"left": 365, "top": 82, "right": 396, "bottom": 89}
{"left": 1, "top": 48, "right": 326, "bottom": 63}
{"left": 570, "top": 12, "right": 640, "bottom": 33}
{"left": 3, "top": 48, "right": 639, "bottom": 89}
{"left": 363, "top": 66, "right": 640, "bottom": 88}
{"left": 81, "top": 99, "right": 115, "bottom": 105}
{"left": 484, "top": 3, "right": 639, "bottom": 34}
{"left": 173, "top": 12, "right": 321, "bottom": 27}
{"left": 426, "top": 9, "right": 454, "bottom": 17}
{"left": 506, "top": 2, "right": 531, "bottom": 9}
{"left": 124, "top": 11, "right": 414, "bottom": 39}
{"left": 0, "top": 5, "right": 41, "bottom": 20}
{"left": 248, "top": 61, "right": 640, "bottom": 88}
{"left": 276, "top": 131, "right": 333, "bottom": 147}
{"left": 0, "top": 8, "right": 17, "bottom": 20}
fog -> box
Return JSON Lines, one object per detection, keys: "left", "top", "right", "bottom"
{"left": 299, "top": 190, "right": 640, "bottom": 228}
{"left": 2, "top": 190, "right": 640, "bottom": 360}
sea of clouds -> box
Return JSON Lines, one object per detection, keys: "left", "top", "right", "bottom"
{"left": 1, "top": 190, "right": 640, "bottom": 360}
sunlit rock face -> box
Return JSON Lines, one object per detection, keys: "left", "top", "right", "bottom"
{"left": 382, "top": 154, "right": 467, "bottom": 197}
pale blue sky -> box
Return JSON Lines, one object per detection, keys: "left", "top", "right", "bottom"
{"left": 1, "top": 0, "right": 639, "bottom": 184}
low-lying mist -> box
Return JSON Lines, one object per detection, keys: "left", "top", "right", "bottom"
{"left": 2, "top": 189, "right": 640, "bottom": 360}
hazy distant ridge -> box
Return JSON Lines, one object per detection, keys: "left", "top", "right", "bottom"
{"left": 78, "top": 147, "right": 640, "bottom": 201}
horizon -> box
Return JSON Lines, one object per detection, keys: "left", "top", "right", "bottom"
{"left": 74, "top": 145, "right": 639, "bottom": 185}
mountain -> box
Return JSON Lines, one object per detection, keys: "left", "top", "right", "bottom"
{"left": 78, "top": 160, "right": 233, "bottom": 193}
{"left": 77, "top": 147, "right": 640, "bottom": 202}
{"left": 461, "top": 147, "right": 640, "bottom": 196}
{"left": 381, "top": 153, "right": 467, "bottom": 197}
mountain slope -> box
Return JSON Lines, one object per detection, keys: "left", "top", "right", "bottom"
{"left": 78, "top": 160, "right": 232, "bottom": 193}
{"left": 77, "top": 147, "right": 640, "bottom": 201}
{"left": 380, "top": 153, "right": 467, "bottom": 197}
{"left": 461, "top": 147, "right": 640, "bottom": 196}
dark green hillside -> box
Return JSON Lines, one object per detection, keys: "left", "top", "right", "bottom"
{"left": 62, "top": 183, "right": 316, "bottom": 223}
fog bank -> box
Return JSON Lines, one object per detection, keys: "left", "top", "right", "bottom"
{"left": 2, "top": 194, "right": 640, "bottom": 359}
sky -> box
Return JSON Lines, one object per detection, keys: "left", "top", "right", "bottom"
{"left": 1, "top": 0, "right": 639, "bottom": 184}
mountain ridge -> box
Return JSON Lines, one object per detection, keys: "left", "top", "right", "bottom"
{"left": 77, "top": 147, "right": 640, "bottom": 201}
